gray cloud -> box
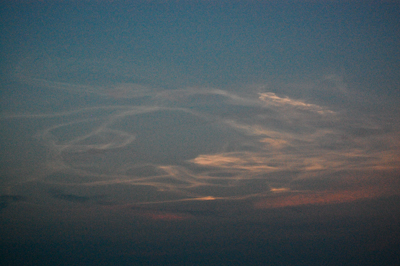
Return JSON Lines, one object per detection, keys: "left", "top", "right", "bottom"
{"left": 0, "top": 195, "right": 25, "bottom": 211}
{"left": 48, "top": 188, "right": 105, "bottom": 203}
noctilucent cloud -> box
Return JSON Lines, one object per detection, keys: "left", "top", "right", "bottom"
{"left": 1, "top": 1, "right": 399, "bottom": 265}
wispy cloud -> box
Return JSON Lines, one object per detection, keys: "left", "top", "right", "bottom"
{"left": 258, "top": 92, "right": 335, "bottom": 115}
{"left": 3, "top": 73, "right": 400, "bottom": 213}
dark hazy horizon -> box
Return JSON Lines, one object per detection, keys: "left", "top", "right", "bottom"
{"left": 1, "top": 1, "right": 399, "bottom": 265}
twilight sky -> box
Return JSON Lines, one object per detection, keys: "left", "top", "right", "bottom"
{"left": 1, "top": 1, "right": 400, "bottom": 265}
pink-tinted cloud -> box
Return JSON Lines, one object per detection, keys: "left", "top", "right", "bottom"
{"left": 254, "top": 175, "right": 400, "bottom": 209}
{"left": 139, "top": 211, "right": 191, "bottom": 221}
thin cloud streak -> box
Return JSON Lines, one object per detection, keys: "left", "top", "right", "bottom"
{"left": 259, "top": 92, "right": 335, "bottom": 115}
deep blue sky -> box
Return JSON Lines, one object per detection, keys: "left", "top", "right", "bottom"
{"left": 1, "top": 1, "right": 400, "bottom": 265}
{"left": 2, "top": 1, "right": 399, "bottom": 89}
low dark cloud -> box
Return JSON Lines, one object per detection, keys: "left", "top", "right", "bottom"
{"left": 0, "top": 195, "right": 25, "bottom": 211}
{"left": 48, "top": 189, "right": 100, "bottom": 203}
{"left": 131, "top": 203, "right": 222, "bottom": 220}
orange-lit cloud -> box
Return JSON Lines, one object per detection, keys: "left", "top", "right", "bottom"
{"left": 254, "top": 176, "right": 400, "bottom": 209}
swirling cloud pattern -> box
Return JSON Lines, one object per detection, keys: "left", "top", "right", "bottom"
{"left": 2, "top": 69, "right": 399, "bottom": 218}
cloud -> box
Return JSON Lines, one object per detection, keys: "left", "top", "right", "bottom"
{"left": 2, "top": 73, "right": 400, "bottom": 212}
{"left": 52, "top": 193, "right": 89, "bottom": 203}
{"left": 254, "top": 174, "right": 400, "bottom": 209}
{"left": 138, "top": 211, "right": 190, "bottom": 221}
{"left": 48, "top": 189, "right": 105, "bottom": 203}
{"left": 259, "top": 92, "right": 336, "bottom": 115}
{"left": 0, "top": 195, "right": 25, "bottom": 211}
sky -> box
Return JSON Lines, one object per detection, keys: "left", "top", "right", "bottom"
{"left": 1, "top": 1, "right": 400, "bottom": 265}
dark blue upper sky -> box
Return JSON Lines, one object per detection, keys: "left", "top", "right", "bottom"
{"left": 2, "top": 1, "right": 399, "bottom": 89}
